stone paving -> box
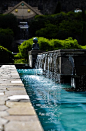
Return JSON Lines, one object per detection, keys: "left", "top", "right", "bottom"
{"left": 0, "top": 65, "right": 43, "bottom": 131}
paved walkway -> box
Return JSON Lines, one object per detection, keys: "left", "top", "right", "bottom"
{"left": 0, "top": 65, "right": 43, "bottom": 131}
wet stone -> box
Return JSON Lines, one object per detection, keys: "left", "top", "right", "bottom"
{"left": 0, "top": 125, "right": 3, "bottom": 130}
{"left": 2, "top": 79, "right": 8, "bottom": 81}
{"left": 0, "top": 65, "right": 43, "bottom": 131}
{"left": 11, "top": 73, "right": 20, "bottom": 76}
{"left": 11, "top": 80, "right": 22, "bottom": 84}
{"left": 8, "top": 95, "right": 29, "bottom": 100}
{"left": 7, "top": 106, "right": 36, "bottom": 115}
{"left": 4, "top": 115, "right": 39, "bottom": 121}
{"left": 11, "top": 79, "right": 21, "bottom": 81}
{"left": 0, "top": 101, "right": 5, "bottom": 105}
{"left": 5, "top": 121, "right": 43, "bottom": 131}
{"left": 0, "top": 85, "right": 6, "bottom": 90}
{"left": 0, "top": 80, "right": 10, "bottom": 84}
{"left": 0, "top": 91, "right": 4, "bottom": 95}
{"left": 10, "top": 76, "right": 20, "bottom": 79}
{"left": 0, "top": 105, "right": 8, "bottom": 111}
{"left": 0, "top": 83, "right": 24, "bottom": 86}
{"left": 6, "top": 85, "right": 24, "bottom": 89}
{"left": 6, "top": 87, "right": 25, "bottom": 91}
{"left": 7, "top": 95, "right": 29, "bottom": 102}
{"left": 0, "top": 81, "right": 10, "bottom": 84}
{"left": 0, "top": 117, "right": 8, "bottom": 124}
{"left": 0, "top": 75, "right": 11, "bottom": 78}
{"left": 0, "top": 111, "right": 9, "bottom": 117}
{"left": 0, "top": 96, "right": 8, "bottom": 101}
{"left": 5, "top": 90, "right": 26, "bottom": 95}
{"left": 6, "top": 101, "right": 32, "bottom": 108}
{"left": 12, "top": 84, "right": 24, "bottom": 87}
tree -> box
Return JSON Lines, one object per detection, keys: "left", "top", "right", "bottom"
{"left": 0, "top": 14, "right": 18, "bottom": 37}
{"left": 0, "top": 28, "right": 14, "bottom": 50}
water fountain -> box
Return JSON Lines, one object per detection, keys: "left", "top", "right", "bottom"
{"left": 35, "top": 49, "right": 86, "bottom": 91}
{"left": 17, "top": 67, "right": 86, "bottom": 131}
{"left": 16, "top": 47, "right": 86, "bottom": 131}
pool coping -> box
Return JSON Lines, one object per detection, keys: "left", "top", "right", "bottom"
{"left": 0, "top": 65, "right": 43, "bottom": 131}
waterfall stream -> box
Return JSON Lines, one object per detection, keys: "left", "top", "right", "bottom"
{"left": 18, "top": 69, "right": 86, "bottom": 131}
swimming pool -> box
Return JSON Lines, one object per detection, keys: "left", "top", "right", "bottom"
{"left": 18, "top": 69, "right": 86, "bottom": 131}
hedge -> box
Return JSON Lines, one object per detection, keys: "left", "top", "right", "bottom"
{"left": 15, "top": 37, "right": 81, "bottom": 63}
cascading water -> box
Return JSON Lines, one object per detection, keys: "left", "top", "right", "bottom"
{"left": 69, "top": 56, "right": 76, "bottom": 89}
{"left": 17, "top": 49, "right": 86, "bottom": 130}
{"left": 18, "top": 68, "right": 86, "bottom": 131}
{"left": 36, "top": 51, "right": 60, "bottom": 83}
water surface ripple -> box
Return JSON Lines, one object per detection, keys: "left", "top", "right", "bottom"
{"left": 18, "top": 69, "right": 86, "bottom": 131}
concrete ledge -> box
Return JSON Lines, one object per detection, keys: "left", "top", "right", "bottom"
{"left": 0, "top": 65, "right": 43, "bottom": 131}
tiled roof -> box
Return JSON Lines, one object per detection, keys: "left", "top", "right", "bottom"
{"left": 3, "top": 1, "right": 42, "bottom": 19}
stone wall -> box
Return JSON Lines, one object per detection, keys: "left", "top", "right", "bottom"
{"left": 35, "top": 49, "right": 86, "bottom": 85}
{"left": 0, "top": 0, "right": 86, "bottom": 14}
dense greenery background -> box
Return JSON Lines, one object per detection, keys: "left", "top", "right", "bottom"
{"left": 15, "top": 10, "right": 86, "bottom": 63}
{"left": 29, "top": 11, "right": 86, "bottom": 45}
{"left": 0, "top": 14, "right": 18, "bottom": 63}
{"left": 0, "top": 14, "right": 18, "bottom": 50}
{"left": 15, "top": 37, "right": 82, "bottom": 63}
{"left": 0, "top": 11, "right": 86, "bottom": 63}
{"left": 0, "top": 46, "right": 13, "bottom": 63}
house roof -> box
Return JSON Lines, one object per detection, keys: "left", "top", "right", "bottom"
{"left": 3, "top": 1, "right": 42, "bottom": 19}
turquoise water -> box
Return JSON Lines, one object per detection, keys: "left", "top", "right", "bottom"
{"left": 18, "top": 69, "right": 86, "bottom": 131}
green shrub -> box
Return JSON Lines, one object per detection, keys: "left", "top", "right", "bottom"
{"left": 38, "top": 37, "right": 54, "bottom": 51}
{"left": 14, "top": 59, "right": 26, "bottom": 64}
{"left": 0, "top": 46, "right": 13, "bottom": 63}
{"left": 50, "top": 37, "right": 81, "bottom": 50}
{"left": 15, "top": 37, "right": 82, "bottom": 63}
{"left": 0, "top": 28, "right": 14, "bottom": 50}
{"left": 29, "top": 11, "right": 86, "bottom": 45}
{"left": 0, "top": 14, "right": 18, "bottom": 35}
{"left": 59, "top": 20, "right": 83, "bottom": 35}
{"left": 16, "top": 38, "right": 33, "bottom": 59}
{"left": 36, "top": 24, "right": 58, "bottom": 39}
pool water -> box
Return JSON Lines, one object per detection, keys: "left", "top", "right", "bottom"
{"left": 18, "top": 69, "right": 86, "bottom": 131}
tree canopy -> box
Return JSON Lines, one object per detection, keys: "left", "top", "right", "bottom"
{"left": 29, "top": 11, "right": 86, "bottom": 45}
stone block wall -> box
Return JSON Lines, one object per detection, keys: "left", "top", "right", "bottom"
{"left": 36, "top": 49, "right": 86, "bottom": 84}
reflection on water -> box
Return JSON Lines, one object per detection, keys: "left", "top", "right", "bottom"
{"left": 18, "top": 69, "right": 86, "bottom": 131}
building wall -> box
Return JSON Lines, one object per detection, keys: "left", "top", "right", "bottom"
{"left": 0, "top": 0, "right": 86, "bottom": 14}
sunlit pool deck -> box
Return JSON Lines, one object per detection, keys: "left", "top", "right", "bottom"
{"left": 0, "top": 65, "right": 43, "bottom": 131}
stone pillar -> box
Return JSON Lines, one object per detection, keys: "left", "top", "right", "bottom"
{"left": 28, "top": 50, "right": 42, "bottom": 68}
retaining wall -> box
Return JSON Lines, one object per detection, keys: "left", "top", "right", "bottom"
{"left": 36, "top": 49, "right": 86, "bottom": 85}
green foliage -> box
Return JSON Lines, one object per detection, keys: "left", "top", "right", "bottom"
{"left": 81, "top": 45, "right": 86, "bottom": 49}
{"left": 0, "top": 14, "right": 18, "bottom": 35}
{"left": 15, "top": 37, "right": 81, "bottom": 62}
{"left": 0, "top": 46, "right": 13, "bottom": 63}
{"left": 14, "top": 59, "right": 27, "bottom": 64}
{"left": 29, "top": 15, "right": 46, "bottom": 36}
{"left": 38, "top": 37, "right": 54, "bottom": 51}
{"left": 50, "top": 37, "right": 81, "bottom": 50}
{"left": 36, "top": 24, "right": 58, "bottom": 39}
{"left": 16, "top": 38, "right": 33, "bottom": 59}
{"left": 29, "top": 12, "right": 67, "bottom": 38}
{"left": 0, "top": 46, "right": 12, "bottom": 53}
{"left": 59, "top": 20, "right": 83, "bottom": 35}
{"left": 0, "top": 14, "right": 19, "bottom": 51}
{"left": 0, "top": 28, "right": 14, "bottom": 50}
{"left": 29, "top": 11, "right": 86, "bottom": 45}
